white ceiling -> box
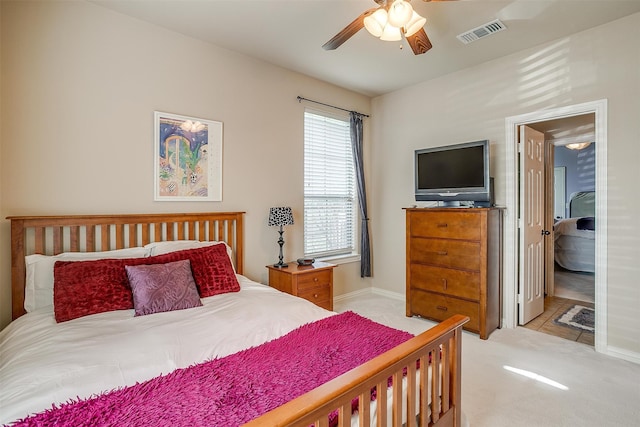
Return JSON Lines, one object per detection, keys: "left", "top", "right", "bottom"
{"left": 91, "top": 0, "right": 640, "bottom": 97}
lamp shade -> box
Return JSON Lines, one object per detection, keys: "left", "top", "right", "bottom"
{"left": 364, "top": 8, "right": 388, "bottom": 38}
{"left": 387, "top": 0, "right": 413, "bottom": 28}
{"left": 268, "top": 207, "right": 294, "bottom": 227}
{"left": 404, "top": 11, "right": 426, "bottom": 37}
{"left": 380, "top": 23, "right": 402, "bottom": 41}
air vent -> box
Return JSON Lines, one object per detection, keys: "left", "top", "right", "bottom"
{"left": 457, "top": 19, "right": 506, "bottom": 44}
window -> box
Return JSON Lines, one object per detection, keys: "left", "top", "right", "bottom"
{"left": 303, "top": 108, "right": 356, "bottom": 258}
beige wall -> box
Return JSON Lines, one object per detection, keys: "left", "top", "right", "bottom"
{"left": 0, "top": 0, "right": 372, "bottom": 329}
{"left": 370, "top": 13, "right": 640, "bottom": 355}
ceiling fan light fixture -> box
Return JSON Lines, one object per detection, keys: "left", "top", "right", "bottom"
{"left": 565, "top": 142, "right": 592, "bottom": 150}
{"left": 404, "top": 11, "right": 426, "bottom": 37}
{"left": 364, "top": 8, "right": 388, "bottom": 38}
{"left": 380, "top": 23, "right": 403, "bottom": 41}
{"left": 387, "top": 0, "right": 414, "bottom": 28}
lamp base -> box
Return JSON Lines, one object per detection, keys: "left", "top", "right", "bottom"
{"left": 273, "top": 262, "right": 288, "bottom": 268}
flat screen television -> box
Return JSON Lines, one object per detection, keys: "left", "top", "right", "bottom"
{"left": 415, "top": 139, "right": 491, "bottom": 206}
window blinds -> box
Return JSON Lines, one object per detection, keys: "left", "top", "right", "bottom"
{"left": 303, "top": 109, "right": 356, "bottom": 257}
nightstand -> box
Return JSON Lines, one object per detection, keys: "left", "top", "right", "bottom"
{"left": 266, "top": 261, "right": 336, "bottom": 311}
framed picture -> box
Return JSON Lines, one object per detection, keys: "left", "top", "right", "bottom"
{"left": 154, "top": 111, "right": 222, "bottom": 201}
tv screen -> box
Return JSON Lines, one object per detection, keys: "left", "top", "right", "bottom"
{"left": 415, "top": 140, "right": 491, "bottom": 204}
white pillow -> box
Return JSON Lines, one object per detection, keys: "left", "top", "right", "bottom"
{"left": 144, "top": 240, "right": 235, "bottom": 270}
{"left": 24, "top": 247, "right": 148, "bottom": 312}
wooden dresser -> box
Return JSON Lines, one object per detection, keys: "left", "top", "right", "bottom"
{"left": 267, "top": 261, "right": 335, "bottom": 311}
{"left": 405, "top": 208, "right": 502, "bottom": 339}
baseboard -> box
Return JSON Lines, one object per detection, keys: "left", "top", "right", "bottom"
{"left": 333, "top": 287, "right": 405, "bottom": 304}
{"left": 604, "top": 345, "right": 640, "bottom": 365}
{"left": 333, "top": 288, "right": 372, "bottom": 303}
{"left": 371, "top": 287, "right": 405, "bottom": 302}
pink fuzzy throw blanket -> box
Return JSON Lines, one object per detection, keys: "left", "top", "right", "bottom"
{"left": 9, "top": 311, "right": 413, "bottom": 427}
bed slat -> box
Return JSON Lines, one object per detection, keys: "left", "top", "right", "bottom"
{"left": 34, "top": 227, "right": 44, "bottom": 254}
{"left": 358, "top": 389, "right": 371, "bottom": 426}
{"left": 86, "top": 225, "right": 95, "bottom": 252}
{"left": 101, "top": 224, "right": 109, "bottom": 251}
{"left": 419, "top": 354, "right": 428, "bottom": 427}
{"left": 393, "top": 371, "right": 402, "bottom": 425}
{"left": 442, "top": 341, "right": 451, "bottom": 413}
{"left": 432, "top": 348, "right": 441, "bottom": 423}
{"left": 53, "top": 227, "right": 62, "bottom": 254}
{"left": 407, "top": 361, "right": 417, "bottom": 427}
{"left": 378, "top": 378, "right": 388, "bottom": 426}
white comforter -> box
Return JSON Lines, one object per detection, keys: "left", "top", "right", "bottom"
{"left": 0, "top": 276, "right": 333, "bottom": 425}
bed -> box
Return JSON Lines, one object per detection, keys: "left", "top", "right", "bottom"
{"left": 2, "top": 212, "right": 468, "bottom": 427}
{"left": 554, "top": 191, "right": 595, "bottom": 273}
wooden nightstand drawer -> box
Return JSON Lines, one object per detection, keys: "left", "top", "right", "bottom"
{"left": 297, "top": 270, "right": 331, "bottom": 290}
{"left": 409, "top": 211, "right": 482, "bottom": 241}
{"left": 297, "top": 284, "right": 331, "bottom": 309}
{"left": 410, "top": 238, "right": 481, "bottom": 271}
{"left": 410, "top": 290, "right": 480, "bottom": 332}
{"left": 409, "top": 264, "right": 480, "bottom": 301}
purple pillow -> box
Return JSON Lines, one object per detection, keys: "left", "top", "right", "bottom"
{"left": 125, "top": 259, "right": 203, "bottom": 317}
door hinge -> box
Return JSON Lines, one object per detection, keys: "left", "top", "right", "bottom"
{"left": 517, "top": 293, "right": 524, "bottom": 304}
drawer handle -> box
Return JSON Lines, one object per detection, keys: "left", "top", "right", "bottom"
{"left": 436, "top": 305, "right": 448, "bottom": 311}
{"left": 442, "top": 278, "right": 447, "bottom": 290}
{"left": 313, "top": 277, "right": 319, "bottom": 282}
{"left": 436, "top": 251, "right": 448, "bottom": 256}
{"left": 437, "top": 223, "right": 448, "bottom": 228}
{"left": 313, "top": 294, "right": 319, "bottom": 299}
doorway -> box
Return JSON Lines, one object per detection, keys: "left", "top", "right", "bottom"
{"left": 504, "top": 99, "right": 608, "bottom": 353}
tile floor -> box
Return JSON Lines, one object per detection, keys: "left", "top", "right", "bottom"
{"left": 521, "top": 295, "right": 594, "bottom": 345}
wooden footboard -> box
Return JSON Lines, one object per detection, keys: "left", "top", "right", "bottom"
{"left": 245, "top": 314, "right": 468, "bottom": 427}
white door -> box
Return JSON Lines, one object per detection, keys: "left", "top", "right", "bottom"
{"left": 554, "top": 166, "right": 566, "bottom": 219}
{"left": 519, "top": 125, "right": 545, "bottom": 324}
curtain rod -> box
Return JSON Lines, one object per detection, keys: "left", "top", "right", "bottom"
{"left": 297, "top": 96, "right": 369, "bottom": 118}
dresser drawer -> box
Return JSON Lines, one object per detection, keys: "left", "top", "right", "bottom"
{"left": 297, "top": 270, "right": 331, "bottom": 291}
{"left": 410, "top": 238, "right": 481, "bottom": 271}
{"left": 410, "top": 290, "right": 480, "bottom": 332}
{"left": 297, "top": 283, "right": 331, "bottom": 309}
{"left": 409, "top": 264, "right": 480, "bottom": 301}
{"left": 409, "top": 211, "right": 482, "bottom": 241}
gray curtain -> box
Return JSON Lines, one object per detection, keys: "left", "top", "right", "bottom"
{"left": 350, "top": 112, "right": 371, "bottom": 277}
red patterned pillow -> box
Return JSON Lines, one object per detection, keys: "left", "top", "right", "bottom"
{"left": 146, "top": 244, "right": 240, "bottom": 298}
{"left": 53, "top": 244, "right": 239, "bottom": 322}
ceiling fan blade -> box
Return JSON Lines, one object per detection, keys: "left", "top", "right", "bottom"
{"left": 406, "top": 28, "right": 433, "bottom": 55}
{"left": 322, "top": 8, "right": 377, "bottom": 51}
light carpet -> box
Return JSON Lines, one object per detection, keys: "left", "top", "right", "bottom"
{"left": 335, "top": 292, "right": 640, "bottom": 427}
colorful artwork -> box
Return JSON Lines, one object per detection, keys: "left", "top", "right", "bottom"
{"left": 154, "top": 112, "right": 222, "bottom": 201}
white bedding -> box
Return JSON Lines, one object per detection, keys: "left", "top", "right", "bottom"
{"left": 554, "top": 217, "right": 595, "bottom": 273}
{"left": 554, "top": 217, "right": 595, "bottom": 240}
{"left": 0, "top": 276, "right": 333, "bottom": 425}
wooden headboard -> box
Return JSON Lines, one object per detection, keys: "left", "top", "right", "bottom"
{"left": 8, "top": 212, "right": 245, "bottom": 320}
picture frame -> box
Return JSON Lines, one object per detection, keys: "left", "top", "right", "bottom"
{"left": 154, "top": 111, "right": 222, "bottom": 201}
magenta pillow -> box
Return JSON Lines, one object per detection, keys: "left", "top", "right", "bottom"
{"left": 53, "top": 244, "right": 239, "bottom": 322}
{"left": 125, "top": 259, "right": 202, "bottom": 316}
{"left": 148, "top": 244, "right": 240, "bottom": 298}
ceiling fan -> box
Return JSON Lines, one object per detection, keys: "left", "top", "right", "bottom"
{"left": 323, "top": 0, "right": 446, "bottom": 55}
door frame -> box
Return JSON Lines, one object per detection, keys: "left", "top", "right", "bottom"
{"left": 504, "top": 99, "right": 607, "bottom": 353}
